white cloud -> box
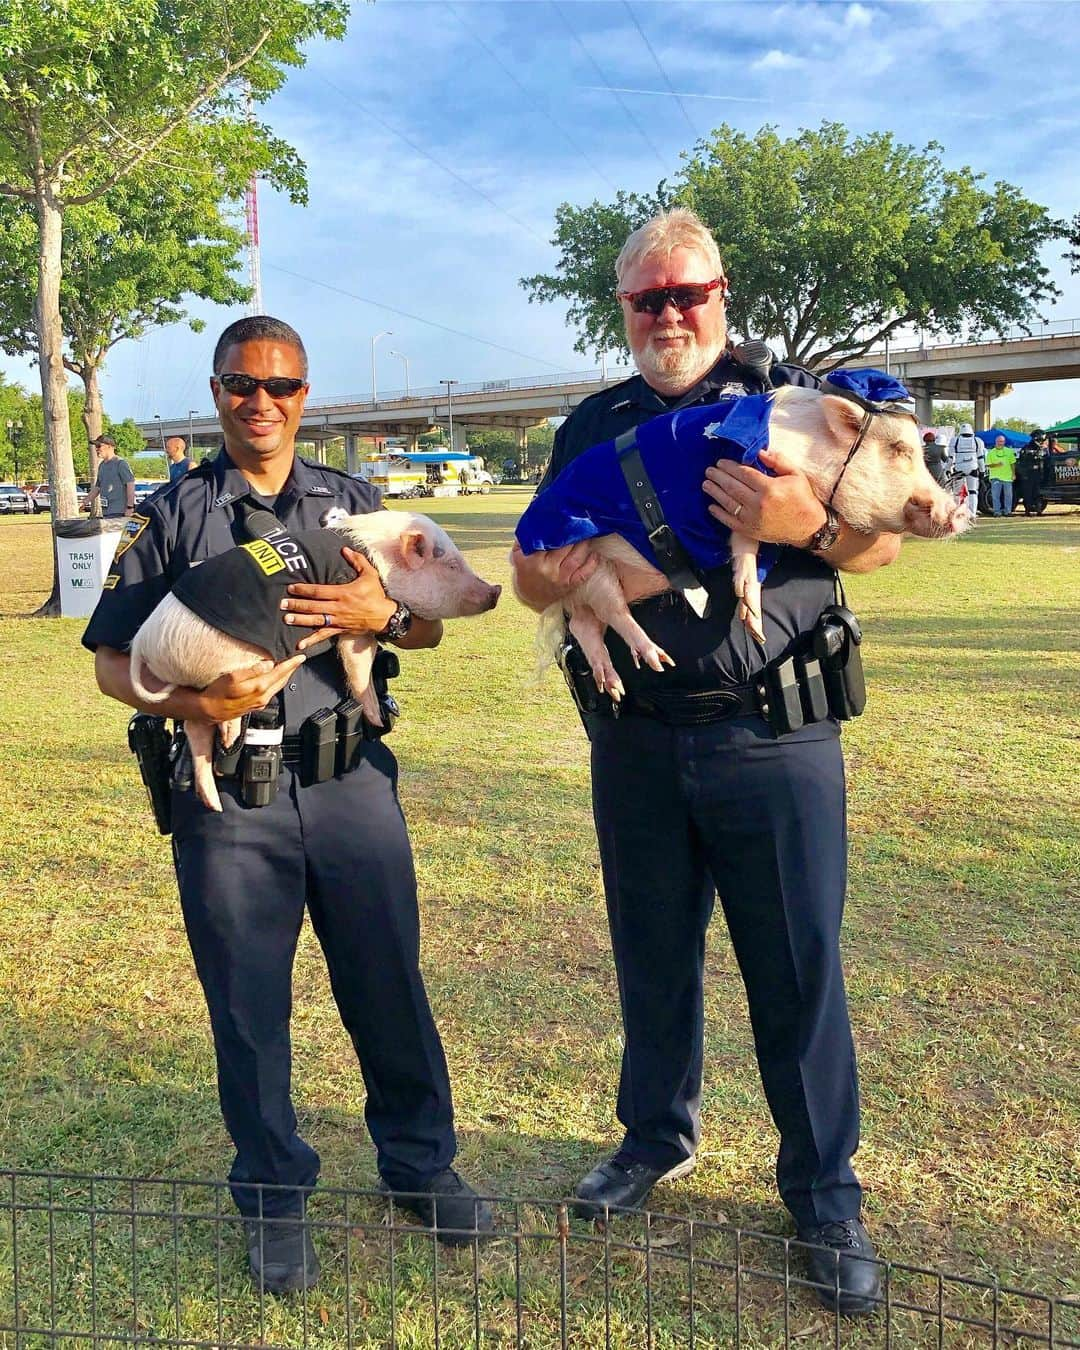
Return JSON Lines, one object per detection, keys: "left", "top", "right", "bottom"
{"left": 845, "top": 3, "right": 873, "bottom": 29}
{"left": 752, "top": 49, "right": 806, "bottom": 72}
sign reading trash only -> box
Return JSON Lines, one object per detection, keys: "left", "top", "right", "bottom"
{"left": 54, "top": 517, "right": 126, "bottom": 618}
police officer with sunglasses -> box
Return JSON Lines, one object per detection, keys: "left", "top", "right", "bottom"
{"left": 84, "top": 315, "right": 492, "bottom": 1294}
{"left": 511, "top": 208, "right": 902, "bottom": 1317}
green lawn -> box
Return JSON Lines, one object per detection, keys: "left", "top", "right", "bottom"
{"left": 0, "top": 498, "right": 1076, "bottom": 1347}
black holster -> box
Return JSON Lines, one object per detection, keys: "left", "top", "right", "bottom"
{"left": 127, "top": 713, "right": 173, "bottom": 835}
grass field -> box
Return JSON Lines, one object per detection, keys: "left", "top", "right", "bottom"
{"left": 0, "top": 497, "right": 1076, "bottom": 1347}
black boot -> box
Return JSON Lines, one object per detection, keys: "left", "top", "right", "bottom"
{"left": 572, "top": 1152, "right": 696, "bottom": 1220}
{"left": 382, "top": 1168, "right": 494, "bottom": 1246}
{"left": 796, "top": 1218, "right": 882, "bottom": 1316}
{"left": 245, "top": 1213, "right": 320, "bottom": 1295}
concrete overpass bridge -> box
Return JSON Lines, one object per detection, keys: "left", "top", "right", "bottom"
{"left": 140, "top": 317, "right": 1080, "bottom": 464}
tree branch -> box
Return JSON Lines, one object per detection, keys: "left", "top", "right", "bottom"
{"left": 63, "top": 28, "right": 273, "bottom": 207}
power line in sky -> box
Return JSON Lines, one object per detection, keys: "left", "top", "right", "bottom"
{"left": 317, "top": 74, "right": 548, "bottom": 246}
{"left": 446, "top": 2, "right": 621, "bottom": 196}
{"left": 264, "top": 262, "right": 569, "bottom": 370}
{"left": 551, "top": 0, "right": 669, "bottom": 175}
{"left": 622, "top": 2, "right": 699, "bottom": 141}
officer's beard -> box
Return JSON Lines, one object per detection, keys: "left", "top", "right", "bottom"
{"left": 636, "top": 329, "right": 724, "bottom": 395}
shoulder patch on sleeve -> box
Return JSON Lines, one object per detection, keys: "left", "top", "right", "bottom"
{"left": 112, "top": 512, "right": 150, "bottom": 559}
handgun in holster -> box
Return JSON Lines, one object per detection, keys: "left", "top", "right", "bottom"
{"left": 127, "top": 713, "right": 174, "bottom": 835}
{"left": 556, "top": 633, "right": 611, "bottom": 737}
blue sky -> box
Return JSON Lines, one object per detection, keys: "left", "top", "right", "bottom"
{"left": 8, "top": 0, "right": 1080, "bottom": 426}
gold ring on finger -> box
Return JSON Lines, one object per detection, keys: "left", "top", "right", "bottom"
{"left": 732, "top": 503, "right": 743, "bottom": 519}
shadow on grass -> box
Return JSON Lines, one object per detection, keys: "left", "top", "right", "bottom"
{"left": 866, "top": 604, "right": 1078, "bottom": 653}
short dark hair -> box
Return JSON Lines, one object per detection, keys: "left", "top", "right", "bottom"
{"left": 212, "top": 315, "right": 308, "bottom": 377}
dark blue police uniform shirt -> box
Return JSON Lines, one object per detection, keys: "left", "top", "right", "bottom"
{"left": 82, "top": 448, "right": 381, "bottom": 730}
{"left": 541, "top": 349, "right": 835, "bottom": 690}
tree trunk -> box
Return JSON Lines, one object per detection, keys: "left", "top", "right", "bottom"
{"left": 33, "top": 183, "right": 79, "bottom": 617}
{"left": 79, "top": 363, "right": 103, "bottom": 515}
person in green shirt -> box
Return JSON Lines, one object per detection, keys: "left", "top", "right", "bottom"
{"left": 986, "top": 435, "right": 1017, "bottom": 516}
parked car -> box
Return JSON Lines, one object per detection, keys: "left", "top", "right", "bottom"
{"left": 29, "top": 483, "right": 51, "bottom": 513}
{"left": 0, "top": 484, "right": 33, "bottom": 514}
{"left": 133, "top": 480, "right": 167, "bottom": 506}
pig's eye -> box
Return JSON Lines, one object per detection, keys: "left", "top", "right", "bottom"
{"left": 890, "top": 440, "right": 913, "bottom": 458}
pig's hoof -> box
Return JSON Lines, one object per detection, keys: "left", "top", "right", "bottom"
{"left": 643, "top": 646, "right": 674, "bottom": 673}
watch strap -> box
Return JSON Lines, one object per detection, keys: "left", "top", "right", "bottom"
{"left": 808, "top": 505, "right": 841, "bottom": 553}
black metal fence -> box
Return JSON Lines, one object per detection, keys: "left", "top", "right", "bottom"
{"left": 0, "top": 1170, "right": 1075, "bottom": 1349}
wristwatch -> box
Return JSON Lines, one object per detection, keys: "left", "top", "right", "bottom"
{"left": 808, "top": 505, "right": 841, "bottom": 554}
{"left": 379, "top": 599, "right": 413, "bottom": 642}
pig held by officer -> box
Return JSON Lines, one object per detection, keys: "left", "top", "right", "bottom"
{"left": 84, "top": 315, "right": 495, "bottom": 1294}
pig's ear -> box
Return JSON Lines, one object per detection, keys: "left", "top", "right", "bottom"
{"left": 400, "top": 528, "right": 428, "bottom": 570}
{"left": 820, "top": 395, "right": 865, "bottom": 443}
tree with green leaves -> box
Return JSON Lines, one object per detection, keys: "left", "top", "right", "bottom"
{"left": 523, "top": 122, "right": 1063, "bottom": 371}
{"left": 0, "top": 0, "right": 346, "bottom": 610}
{"left": 0, "top": 173, "right": 250, "bottom": 485}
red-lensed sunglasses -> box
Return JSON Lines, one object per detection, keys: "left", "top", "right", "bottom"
{"left": 616, "top": 277, "right": 728, "bottom": 315}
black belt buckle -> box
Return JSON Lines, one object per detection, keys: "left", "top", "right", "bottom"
{"left": 299, "top": 707, "right": 337, "bottom": 786}
{"left": 335, "top": 697, "right": 365, "bottom": 774}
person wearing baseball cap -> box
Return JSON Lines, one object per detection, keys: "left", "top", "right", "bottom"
{"left": 85, "top": 434, "right": 135, "bottom": 517}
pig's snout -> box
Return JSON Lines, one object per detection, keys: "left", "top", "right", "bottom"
{"left": 485, "top": 582, "right": 501, "bottom": 610}
{"left": 905, "top": 487, "right": 970, "bottom": 538}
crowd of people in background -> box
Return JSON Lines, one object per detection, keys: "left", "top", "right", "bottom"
{"left": 920, "top": 425, "right": 1062, "bottom": 519}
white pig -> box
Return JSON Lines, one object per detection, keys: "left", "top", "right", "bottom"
{"left": 515, "top": 382, "right": 968, "bottom": 701}
{"left": 130, "top": 510, "right": 500, "bottom": 810}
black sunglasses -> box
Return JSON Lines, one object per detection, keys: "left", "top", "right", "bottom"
{"left": 616, "top": 277, "right": 728, "bottom": 316}
{"left": 216, "top": 372, "right": 307, "bottom": 398}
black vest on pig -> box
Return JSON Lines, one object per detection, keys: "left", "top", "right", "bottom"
{"left": 169, "top": 525, "right": 356, "bottom": 661}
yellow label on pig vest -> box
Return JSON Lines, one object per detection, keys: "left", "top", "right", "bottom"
{"left": 240, "top": 538, "right": 287, "bottom": 576}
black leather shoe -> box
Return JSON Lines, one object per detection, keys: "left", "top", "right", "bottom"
{"left": 382, "top": 1168, "right": 495, "bottom": 1246}
{"left": 572, "top": 1153, "right": 696, "bottom": 1220}
{"left": 796, "top": 1218, "right": 882, "bottom": 1316}
{"left": 245, "top": 1214, "right": 320, "bottom": 1295}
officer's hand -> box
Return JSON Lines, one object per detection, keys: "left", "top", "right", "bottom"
{"left": 509, "top": 540, "right": 598, "bottom": 612}
{"left": 194, "top": 654, "right": 306, "bottom": 723}
{"left": 703, "top": 446, "right": 828, "bottom": 547}
{"left": 281, "top": 546, "right": 396, "bottom": 648}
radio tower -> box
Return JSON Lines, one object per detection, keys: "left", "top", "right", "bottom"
{"left": 244, "top": 173, "right": 263, "bottom": 315}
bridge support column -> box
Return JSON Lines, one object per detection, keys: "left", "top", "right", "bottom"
{"left": 345, "top": 433, "right": 359, "bottom": 475}
{"left": 408, "top": 433, "right": 419, "bottom": 453}
{"left": 974, "top": 385, "right": 991, "bottom": 433}
{"left": 909, "top": 381, "right": 934, "bottom": 427}
{"left": 450, "top": 423, "right": 467, "bottom": 454}
{"left": 518, "top": 426, "right": 529, "bottom": 475}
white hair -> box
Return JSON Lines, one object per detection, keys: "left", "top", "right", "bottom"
{"left": 615, "top": 207, "right": 724, "bottom": 286}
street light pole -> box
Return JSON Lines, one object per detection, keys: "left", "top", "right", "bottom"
{"left": 440, "top": 379, "right": 458, "bottom": 453}
{"left": 188, "top": 409, "right": 198, "bottom": 452}
{"left": 153, "top": 414, "right": 165, "bottom": 449}
{"left": 371, "top": 330, "right": 393, "bottom": 403}
{"left": 389, "top": 350, "right": 410, "bottom": 398}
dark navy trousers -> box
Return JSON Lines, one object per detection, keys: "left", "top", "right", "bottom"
{"left": 171, "top": 741, "right": 456, "bottom": 1217}
{"left": 589, "top": 712, "right": 862, "bottom": 1229}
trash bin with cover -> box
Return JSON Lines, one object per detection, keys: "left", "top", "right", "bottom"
{"left": 54, "top": 516, "right": 127, "bottom": 618}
